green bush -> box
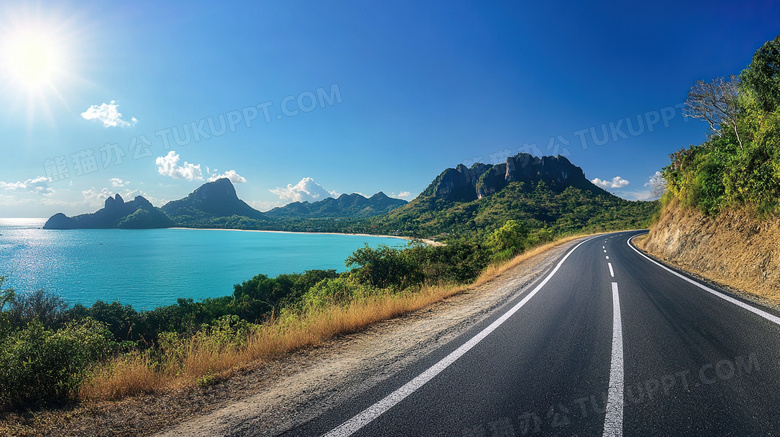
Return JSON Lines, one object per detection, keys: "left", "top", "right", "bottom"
{"left": 487, "top": 220, "right": 529, "bottom": 257}
{"left": 346, "top": 245, "right": 423, "bottom": 289}
{"left": 300, "top": 276, "right": 375, "bottom": 310}
{"left": 0, "top": 319, "right": 113, "bottom": 409}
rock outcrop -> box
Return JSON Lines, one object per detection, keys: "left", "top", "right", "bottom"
{"left": 637, "top": 199, "right": 780, "bottom": 305}
{"left": 422, "top": 153, "right": 601, "bottom": 202}
{"left": 161, "top": 178, "right": 264, "bottom": 221}
{"left": 43, "top": 195, "right": 174, "bottom": 229}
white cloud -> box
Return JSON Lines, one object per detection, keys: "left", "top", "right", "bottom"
{"left": 208, "top": 169, "right": 246, "bottom": 183}
{"left": 389, "top": 191, "right": 414, "bottom": 200}
{"left": 155, "top": 151, "right": 203, "bottom": 181}
{"left": 614, "top": 190, "right": 655, "bottom": 201}
{"left": 0, "top": 176, "right": 54, "bottom": 195}
{"left": 269, "top": 177, "right": 337, "bottom": 203}
{"left": 81, "top": 100, "right": 137, "bottom": 128}
{"left": 591, "top": 176, "right": 630, "bottom": 189}
{"left": 644, "top": 171, "right": 666, "bottom": 198}
{"left": 81, "top": 187, "right": 113, "bottom": 207}
{"left": 248, "top": 200, "right": 284, "bottom": 212}
{"left": 110, "top": 178, "right": 129, "bottom": 187}
{"left": 612, "top": 172, "right": 667, "bottom": 201}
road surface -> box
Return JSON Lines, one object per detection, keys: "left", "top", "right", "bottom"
{"left": 283, "top": 231, "right": 780, "bottom": 436}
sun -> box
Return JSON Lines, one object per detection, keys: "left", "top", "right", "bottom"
{"left": 0, "top": 10, "right": 79, "bottom": 121}
{"left": 2, "top": 28, "right": 65, "bottom": 91}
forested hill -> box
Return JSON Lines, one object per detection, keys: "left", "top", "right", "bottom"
{"left": 264, "top": 192, "right": 406, "bottom": 219}
{"left": 366, "top": 153, "right": 658, "bottom": 240}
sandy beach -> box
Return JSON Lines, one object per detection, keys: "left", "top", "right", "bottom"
{"left": 168, "top": 227, "right": 443, "bottom": 246}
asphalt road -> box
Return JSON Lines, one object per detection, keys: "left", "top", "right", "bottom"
{"left": 284, "top": 231, "right": 780, "bottom": 436}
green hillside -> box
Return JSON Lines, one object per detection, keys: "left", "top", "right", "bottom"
{"left": 662, "top": 36, "right": 780, "bottom": 215}
{"left": 364, "top": 154, "right": 658, "bottom": 240}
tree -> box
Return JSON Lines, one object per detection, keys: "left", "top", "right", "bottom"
{"left": 684, "top": 75, "right": 743, "bottom": 149}
{"left": 7, "top": 289, "right": 68, "bottom": 329}
{"left": 740, "top": 35, "right": 780, "bottom": 113}
{"left": 487, "top": 220, "right": 529, "bottom": 255}
{"left": 345, "top": 245, "right": 422, "bottom": 289}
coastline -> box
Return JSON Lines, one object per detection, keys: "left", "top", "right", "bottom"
{"left": 168, "top": 227, "right": 443, "bottom": 246}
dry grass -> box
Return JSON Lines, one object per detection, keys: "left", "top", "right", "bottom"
{"left": 81, "top": 353, "right": 164, "bottom": 400}
{"left": 474, "top": 234, "right": 593, "bottom": 287}
{"left": 82, "top": 284, "right": 470, "bottom": 402}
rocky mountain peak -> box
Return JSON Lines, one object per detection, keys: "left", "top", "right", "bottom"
{"left": 192, "top": 178, "right": 238, "bottom": 201}
{"left": 160, "top": 178, "right": 264, "bottom": 220}
{"left": 424, "top": 153, "right": 595, "bottom": 202}
{"left": 104, "top": 194, "right": 125, "bottom": 209}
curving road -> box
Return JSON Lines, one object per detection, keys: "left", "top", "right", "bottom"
{"left": 284, "top": 231, "right": 780, "bottom": 437}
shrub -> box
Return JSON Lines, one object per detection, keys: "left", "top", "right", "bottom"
{"left": 7, "top": 289, "right": 68, "bottom": 329}
{"left": 0, "top": 319, "right": 113, "bottom": 409}
{"left": 346, "top": 245, "right": 423, "bottom": 289}
{"left": 487, "top": 220, "right": 529, "bottom": 256}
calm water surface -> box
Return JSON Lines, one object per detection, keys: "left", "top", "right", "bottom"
{"left": 0, "top": 218, "right": 405, "bottom": 310}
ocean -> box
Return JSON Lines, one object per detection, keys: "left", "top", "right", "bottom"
{"left": 0, "top": 218, "right": 405, "bottom": 310}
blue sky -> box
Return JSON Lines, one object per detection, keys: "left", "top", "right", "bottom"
{"left": 1, "top": 0, "right": 778, "bottom": 217}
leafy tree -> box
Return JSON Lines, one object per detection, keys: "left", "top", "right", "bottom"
{"left": 741, "top": 36, "right": 780, "bottom": 113}
{"left": 346, "top": 245, "right": 423, "bottom": 289}
{"left": 487, "top": 220, "right": 529, "bottom": 255}
{"left": 7, "top": 289, "right": 68, "bottom": 329}
{"left": 68, "top": 300, "right": 142, "bottom": 342}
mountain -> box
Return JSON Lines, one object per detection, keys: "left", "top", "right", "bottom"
{"left": 43, "top": 194, "right": 174, "bottom": 229}
{"left": 370, "top": 153, "right": 658, "bottom": 239}
{"left": 161, "top": 178, "right": 265, "bottom": 224}
{"left": 422, "top": 154, "right": 603, "bottom": 202}
{"left": 264, "top": 192, "right": 407, "bottom": 219}
{"left": 40, "top": 155, "right": 656, "bottom": 235}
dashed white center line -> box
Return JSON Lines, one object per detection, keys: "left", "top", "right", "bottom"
{"left": 604, "top": 250, "right": 607, "bottom": 253}
{"left": 606, "top": 256, "right": 609, "bottom": 260}
{"left": 608, "top": 262, "right": 614, "bottom": 277}
{"left": 603, "top": 282, "right": 624, "bottom": 437}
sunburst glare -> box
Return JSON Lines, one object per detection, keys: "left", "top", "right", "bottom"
{"left": 0, "top": 12, "right": 77, "bottom": 122}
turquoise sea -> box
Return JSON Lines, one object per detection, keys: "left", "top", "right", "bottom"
{"left": 0, "top": 218, "right": 405, "bottom": 310}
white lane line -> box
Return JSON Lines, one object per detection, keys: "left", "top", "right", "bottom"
{"left": 606, "top": 256, "right": 610, "bottom": 260}
{"left": 323, "top": 236, "right": 600, "bottom": 437}
{"left": 608, "top": 263, "right": 614, "bottom": 278}
{"left": 604, "top": 250, "right": 607, "bottom": 253}
{"left": 603, "top": 246, "right": 605, "bottom": 249}
{"left": 603, "top": 282, "right": 624, "bottom": 437}
{"left": 628, "top": 236, "right": 780, "bottom": 326}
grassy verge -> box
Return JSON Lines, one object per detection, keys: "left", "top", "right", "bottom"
{"left": 81, "top": 284, "right": 467, "bottom": 400}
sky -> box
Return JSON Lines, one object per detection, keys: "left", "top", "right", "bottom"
{"left": 0, "top": 0, "right": 778, "bottom": 218}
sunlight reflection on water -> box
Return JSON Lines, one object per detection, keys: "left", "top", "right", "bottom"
{"left": 0, "top": 219, "right": 405, "bottom": 310}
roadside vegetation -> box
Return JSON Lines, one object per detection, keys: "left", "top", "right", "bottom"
{"left": 0, "top": 218, "right": 618, "bottom": 414}
{"left": 662, "top": 36, "right": 780, "bottom": 216}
